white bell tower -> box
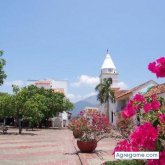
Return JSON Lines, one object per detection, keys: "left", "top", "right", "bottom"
{"left": 100, "top": 50, "right": 119, "bottom": 86}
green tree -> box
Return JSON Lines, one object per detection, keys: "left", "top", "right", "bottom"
{"left": 11, "top": 85, "right": 73, "bottom": 132}
{"left": 0, "top": 50, "right": 7, "bottom": 85}
{"left": 24, "top": 94, "right": 46, "bottom": 130}
{"left": 95, "top": 78, "right": 115, "bottom": 118}
{"left": 63, "top": 98, "right": 74, "bottom": 111}
{"left": 0, "top": 93, "right": 14, "bottom": 125}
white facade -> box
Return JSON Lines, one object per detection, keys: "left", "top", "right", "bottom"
{"left": 112, "top": 80, "right": 158, "bottom": 126}
{"left": 33, "top": 79, "right": 68, "bottom": 95}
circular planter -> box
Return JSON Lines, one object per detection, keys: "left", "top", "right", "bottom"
{"left": 77, "top": 140, "right": 97, "bottom": 153}
{"left": 73, "top": 130, "right": 83, "bottom": 138}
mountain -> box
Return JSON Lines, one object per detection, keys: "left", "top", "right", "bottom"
{"left": 71, "top": 95, "right": 99, "bottom": 117}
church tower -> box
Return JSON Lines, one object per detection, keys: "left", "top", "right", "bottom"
{"left": 100, "top": 51, "right": 119, "bottom": 86}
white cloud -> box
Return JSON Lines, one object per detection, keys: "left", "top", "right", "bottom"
{"left": 4, "top": 80, "right": 25, "bottom": 87}
{"left": 71, "top": 75, "right": 99, "bottom": 87}
{"left": 112, "top": 81, "right": 128, "bottom": 90}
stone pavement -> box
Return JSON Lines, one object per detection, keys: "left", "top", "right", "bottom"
{"left": 0, "top": 128, "right": 118, "bottom": 165}
{"left": 73, "top": 137, "right": 117, "bottom": 165}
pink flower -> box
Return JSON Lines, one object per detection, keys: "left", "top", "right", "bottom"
{"left": 130, "top": 123, "right": 158, "bottom": 151}
{"left": 122, "top": 101, "right": 139, "bottom": 118}
{"left": 151, "top": 100, "right": 161, "bottom": 110}
{"left": 144, "top": 103, "right": 152, "bottom": 113}
{"left": 159, "top": 114, "right": 165, "bottom": 124}
{"left": 151, "top": 94, "right": 157, "bottom": 100}
{"left": 133, "top": 94, "right": 145, "bottom": 103}
{"left": 148, "top": 57, "right": 165, "bottom": 78}
{"left": 148, "top": 62, "right": 157, "bottom": 73}
{"left": 147, "top": 151, "right": 165, "bottom": 165}
{"left": 113, "top": 140, "right": 133, "bottom": 154}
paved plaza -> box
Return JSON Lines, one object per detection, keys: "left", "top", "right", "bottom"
{"left": 0, "top": 128, "right": 117, "bottom": 165}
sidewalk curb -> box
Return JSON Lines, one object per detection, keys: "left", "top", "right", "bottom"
{"left": 72, "top": 139, "right": 83, "bottom": 165}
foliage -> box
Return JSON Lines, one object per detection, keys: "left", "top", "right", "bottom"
{"left": 95, "top": 78, "right": 115, "bottom": 104}
{"left": 0, "top": 93, "right": 14, "bottom": 118}
{"left": 0, "top": 84, "right": 73, "bottom": 133}
{"left": 0, "top": 50, "right": 7, "bottom": 86}
{"left": 104, "top": 160, "right": 144, "bottom": 165}
{"left": 23, "top": 94, "right": 46, "bottom": 128}
{"left": 12, "top": 85, "right": 73, "bottom": 122}
{"left": 70, "top": 110, "right": 111, "bottom": 142}
{"left": 95, "top": 78, "right": 115, "bottom": 117}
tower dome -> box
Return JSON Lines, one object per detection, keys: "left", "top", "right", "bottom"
{"left": 101, "top": 53, "right": 117, "bottom": 74}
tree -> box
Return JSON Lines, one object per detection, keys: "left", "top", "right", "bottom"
{"left": 11, "top": 85, "right": 73, "bottom": 133}
{"left": 95, "top": 78, "right": 115, "bottom": 118}
{"left": 24, "top": 94, "right": 46, "bottom": 130}
{"left": 0, "top": 50, "right": 7, "bottom": 85}
{"left": 0, "top": 93, "right": 14, "bottom": 125}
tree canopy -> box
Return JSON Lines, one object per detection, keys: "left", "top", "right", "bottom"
{"left": 0, "top": 85, "right": 73, "bottom": 133}
{"left": 95, "top": 78, "right": 115, "bottom": 118}
{"left": 0, "top": 50, "right": 7, "bottom": 86}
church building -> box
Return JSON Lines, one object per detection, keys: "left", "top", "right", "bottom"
{"left": 99, "top": 51, "right": 159, "bottom": 125}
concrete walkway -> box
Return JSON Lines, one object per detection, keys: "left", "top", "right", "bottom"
{"left": 0, "top": 128, "right": 117, "bottom": 165}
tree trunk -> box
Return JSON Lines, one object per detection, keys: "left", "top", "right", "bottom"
{"left": 18, "top": 119, "right": 22, "bottom": 134}
{"left": 107, "top": 100, "right": 110, "bottom": 121}
{"left": 3, "top": 118, "right": 6, "bottom": 125}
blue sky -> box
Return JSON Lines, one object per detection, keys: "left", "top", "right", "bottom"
{"left": 0, "top": 0, "right": 165, "bottom": 102}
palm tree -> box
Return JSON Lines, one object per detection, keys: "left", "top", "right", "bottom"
{"left": 95, "top": 78, "right": 115, "bottom": 119}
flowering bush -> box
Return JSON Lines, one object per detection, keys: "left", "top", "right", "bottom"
{"left": 116, "top": 112, "right": 134, "bottom": 138}
{"left": 68, "top": 117, "right": 88, "bottom": 133}
{"left": 76, "top": 110, "right": 111, "bottom": 142}
{"left": 113, "top": 57, "right": 165, "bottom": 165}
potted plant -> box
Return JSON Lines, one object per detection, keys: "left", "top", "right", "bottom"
{"left": 68, "top": 117, "right": 87, "bottom": 138}
{"left": 76, "top": 111, "right": 111, "bottom": 153}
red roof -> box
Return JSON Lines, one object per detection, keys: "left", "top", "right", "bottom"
{"left": 144, "top": 83, "right": 165, "bottom": 97}
{"left": 116, "top": 80, "right": 157, "bottom": 99}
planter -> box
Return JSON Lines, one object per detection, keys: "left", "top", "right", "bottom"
{"left": 73, "top": 130, "right": 83, "bottom": 138}
{"left": 77, "top": 140, "right": 97, "bottom": 153}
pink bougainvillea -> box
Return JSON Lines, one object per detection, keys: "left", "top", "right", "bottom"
{"left": 147, "top": 151, "right": 165, "bottom": 165}
{"left": 143, "top": 103, "right": 152, "bottom": 113}
{"left": 148, "top": 57, "right": 165, "bottom": 78}
{"left": 122, "top": 93, "right": 161, "bottom": 118}
{"left": 113, "top": 139, "right": 138, "bottom": 153}
{"left": 113, "top": 57, "right": 165, "bottom": 164}
{"left": 113, "top": 122, "right": 158, "bottom": 153}
{"left": 130, "top": 122, "right": 158, "bottom": 151}
{"left": 159, "top": 114, "right": 165, "bottom": 124}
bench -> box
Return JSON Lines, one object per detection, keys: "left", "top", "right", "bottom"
{"left": 0, "top": 126, "right": 8, "bottom": 134}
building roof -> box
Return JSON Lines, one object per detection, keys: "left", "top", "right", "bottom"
{"left": 101, "top": 53, "right": 116, "bottom": 69}
{"left": 116, "top": 80, "right": 157, "bottom": 99}
{"left": 112, "top": 88, "right": 129, "bottom": 98}
{"left": 144, "top": 83, "right": 165, "bottom": 97}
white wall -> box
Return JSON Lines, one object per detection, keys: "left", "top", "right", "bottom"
{"left": 51, "top": 80, "right": 68, "bottom": 95}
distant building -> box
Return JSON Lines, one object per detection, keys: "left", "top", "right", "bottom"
{"left": 84, "top": 107, "right": 99, "bottom": 114}
{"left": 33, "top": 79, "right": 67, "bottom": 95}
